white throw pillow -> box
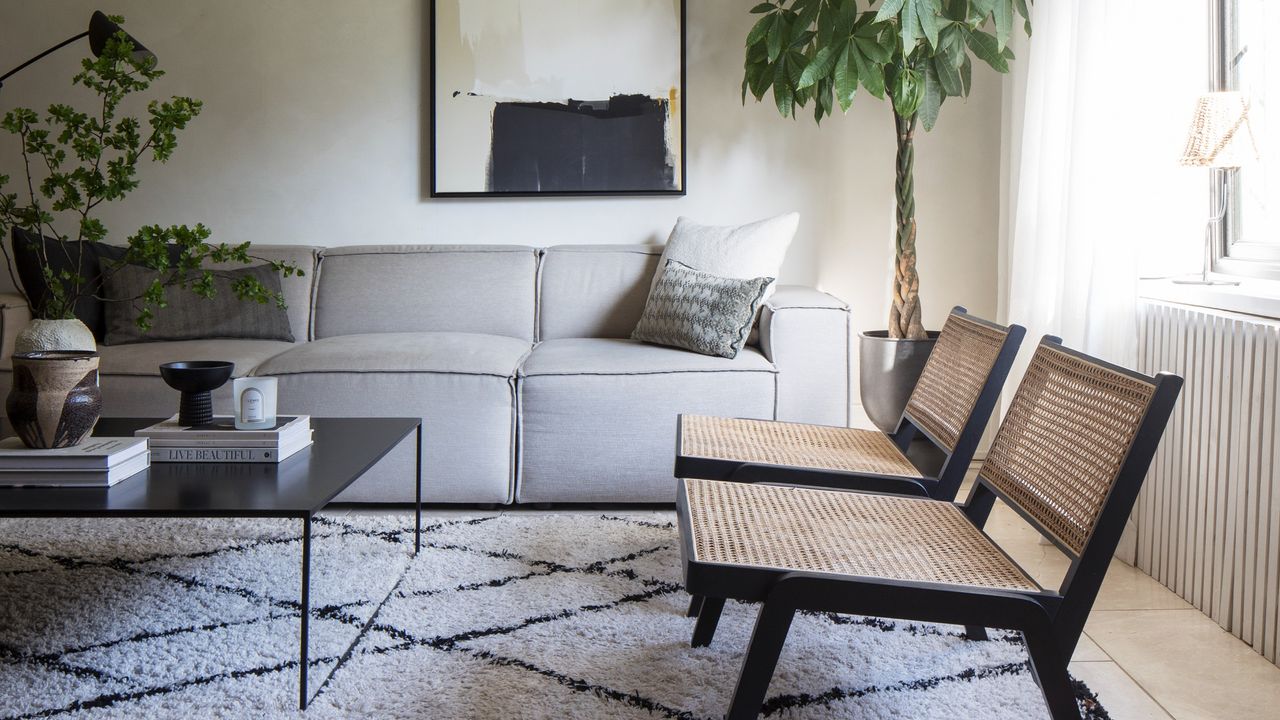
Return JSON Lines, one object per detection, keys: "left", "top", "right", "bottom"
{"left": 647, "top": 213, "right": 798, "bottom": 304}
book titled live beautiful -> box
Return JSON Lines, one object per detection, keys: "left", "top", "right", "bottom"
{"left": 138, "top": 415, "right": 312, "bottom": 464}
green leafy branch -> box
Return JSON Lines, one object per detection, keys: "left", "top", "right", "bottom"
{"left": 0, "top": 16, "right": 301, "bottom": 330}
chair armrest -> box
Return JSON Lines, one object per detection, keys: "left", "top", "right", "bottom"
{"left": 0, "top": 293, "right": 31, "bottom": 368}
{"left": 758, "top": 285, "right": 850, "bottom": 426}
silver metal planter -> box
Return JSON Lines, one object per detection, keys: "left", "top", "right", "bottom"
{"left": 858, "top": 330, "right": 938, "bottom": 434}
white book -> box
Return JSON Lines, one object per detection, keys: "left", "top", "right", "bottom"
{"left": 147, "top": 430, "right": 313, "bottom": 449}
{"left": 0, "top": 452, "right": 149, "bottom": 487}
{"left": 150, "top": 434, "right": 313, "bottom": 464}
{"left": 0, "top": 437, "right": 149, "bottom": 471}
{"left": 137, "top": 415, "right": 310, "bottom": 442}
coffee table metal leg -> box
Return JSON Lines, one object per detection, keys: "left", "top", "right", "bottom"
{"left": 415, "top": 422, "right": 423, "bottom": 556}
{"left": 299, "top": 513, "right": 312, "bottom": 710}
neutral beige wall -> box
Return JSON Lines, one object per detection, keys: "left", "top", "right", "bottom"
{"left": 0, "top": 0, "right": 1003, "bottom": 421}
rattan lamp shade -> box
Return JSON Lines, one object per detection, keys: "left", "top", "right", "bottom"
{"left": 1179, "top": 92, "right": 1259, "bottom": 168}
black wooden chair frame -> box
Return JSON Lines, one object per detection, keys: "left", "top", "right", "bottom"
{"left": 675, "top": 339, "right": 1183, "bottom": 720}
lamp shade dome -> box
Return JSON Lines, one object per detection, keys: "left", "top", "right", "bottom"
{"left": 88, "top": 10, "right": 155, "bottom": 64}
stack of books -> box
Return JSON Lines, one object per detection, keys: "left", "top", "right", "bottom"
{"left": 137, "top": 415, "right": 313, "bottom": 463}
{"left": 0, "top": 437, "right": 150, "bottom": 487}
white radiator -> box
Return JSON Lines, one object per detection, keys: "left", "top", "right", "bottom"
{"left": 1136, "top": 299, "right": 1280, "bottom": 664}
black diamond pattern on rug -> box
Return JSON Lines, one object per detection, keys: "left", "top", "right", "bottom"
{"left": 0, "top": 513, "right": 1112, "bottom": 719}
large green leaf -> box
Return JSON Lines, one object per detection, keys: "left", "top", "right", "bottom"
{"left": 920, "top": 61, "right": 944, "bottom": 130}
{"left": 933, "top": 54, "right": 962, "bottom": 96}
{"left": 900, "top": 0, "right": 922, "bottom": 51}
{"left": 993, "top": 0, "right": 1013, "bottom": 50}
{"left": 940, "top": 22, "right": 966, "bottom": 66}
{"left": 970, "top": 0, "right": 997, "bottom": 16}
{"left": 797, "top": 44, "right": 839, "bottom": 89}
{"left": 767, "top": 14, "right": 787, "bottom": 61}
{"left": 855, "top": 35, "right": 891, "bottom": 63}
{"left": 834, "top": 43, "right": 857, "bottom": 111}
{"left": 916, "top": 0, "right": 942, "bottom": 50}
{"left": 851, "top": 45, "right": 885, "bottom": 98}
{"left": 773, "top": 59, "right": 794, "bottom": 117}
{"left": 746, "top": 13, "right": 774, "bottom": 48}
{"left": 836, "top": 0, "right": 860, "bottom": 38}
{"left": 966, "top": 30, "right": 1009, "bottom": 72}
{"left": 750, "top": 2, "right": 775, "bottom": 13}
{"left": 795, "top": 0, "right": 822, "bottom": 36}
{"left": 874, "top": 0, "right": 907, "bottom": 23}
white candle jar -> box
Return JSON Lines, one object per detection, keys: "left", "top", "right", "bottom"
{"left": 233, "top": 377, "right": 278, "bottom": 430}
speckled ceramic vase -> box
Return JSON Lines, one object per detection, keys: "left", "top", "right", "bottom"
{"left": 6, "top": 351, "right": 102, "bottom": 448}
{"left": 14, "top": 318, "right": 97, "bottom": 353}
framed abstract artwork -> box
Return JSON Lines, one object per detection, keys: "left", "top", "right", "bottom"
{"left": 430, "top": 0, "right": 686, "bottom": 197}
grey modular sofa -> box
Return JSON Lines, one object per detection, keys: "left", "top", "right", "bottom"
{"left": 0, "top": 244, "right": 851, "bottom": 504}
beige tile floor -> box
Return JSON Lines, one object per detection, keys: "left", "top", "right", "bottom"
{"left": 979, "top": 496, "right": 1280, "bottom": 719}
{"left": 339, "top": 499, "right": 1280, "bottom": 719}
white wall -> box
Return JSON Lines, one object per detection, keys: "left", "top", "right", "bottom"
{"left": 0, "top": 0, "right": 1004, "bottom": 422}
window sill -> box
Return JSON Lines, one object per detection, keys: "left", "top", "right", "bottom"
{"left": 1139, "top": 277, "right": 1280, "bottom": 321}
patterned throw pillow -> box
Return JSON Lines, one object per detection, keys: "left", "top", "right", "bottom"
{"left": 631, "top": 260, "right": 773, "bottom": 359}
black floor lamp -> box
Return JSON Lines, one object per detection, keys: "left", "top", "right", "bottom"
{"left": 0, "top": 10, "right": 155, "bottom": 93}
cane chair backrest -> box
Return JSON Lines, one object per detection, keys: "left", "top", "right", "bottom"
{"left": 904, "top": 310, "right": 1017, "bottom": 452}
{"left": 978, "top": 342, "right": 1159, "bottom": 556}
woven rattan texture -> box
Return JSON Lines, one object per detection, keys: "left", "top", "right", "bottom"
{"left": 904, "top": 313, "right": 1010, "bottom": 452}
{"left": 980, "top": 346, "right": 1156, "bottom": 555}
{"left": 681, "top": 416, "right": 924, "bottom": 479}
{"left": 684, "top": 478, "right": 1039, "bottom": 592}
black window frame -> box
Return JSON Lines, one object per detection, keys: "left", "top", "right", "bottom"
{"left": 1213, "top": 0, "right": 1280, "bottom": 280}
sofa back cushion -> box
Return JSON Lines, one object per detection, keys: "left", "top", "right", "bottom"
{"left": 538, "top": 245, "right": 661, "bottom": 340}
{"left": 314, "top": 245, "right": 538, "bottom": 341}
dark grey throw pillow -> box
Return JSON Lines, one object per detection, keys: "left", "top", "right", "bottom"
{"left": 100, "top": 262, "right": 294, "bottom": 345}
{"left": 9, "top": 228, "right": 182, "bottom": 340}
{"left": 631, "top": 260, "right": 772, "bottom": 359}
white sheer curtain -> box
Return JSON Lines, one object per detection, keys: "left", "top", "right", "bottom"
{"left": 1000, "top": 0, "right": 1208, "bottom": 367}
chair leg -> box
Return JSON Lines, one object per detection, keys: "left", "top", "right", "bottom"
{"left": 1025, "top": 631, "right": 1082, "bottom": 720}
{"left": 726, "top": 600, "right": 796, "bottom": 720}
{"left": 691, "top": 597, "right": 725, "bottom": 647}
{"left": 964, "top": 625, "right": 989, "bottom": 641}
{"left": 687, "top": 595, "right": 704, "bottom": 618}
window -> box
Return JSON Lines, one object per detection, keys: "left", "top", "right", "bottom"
{"left": 1215, "top": 0, "right": 1280, "bottom": 279}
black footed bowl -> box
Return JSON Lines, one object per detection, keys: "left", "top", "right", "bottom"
{"left": 159, "top": 361, "right": 234, "bottom": 426}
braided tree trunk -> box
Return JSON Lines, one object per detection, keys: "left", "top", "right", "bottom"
{"left": 890, "top": 110, "right": 927, "bottom": 340}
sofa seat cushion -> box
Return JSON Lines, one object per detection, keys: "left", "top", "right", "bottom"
{"left": 253, "top": 332, "right": 532, "bottom": 505}
{"left": 517, "top": 338, "right": 777, "bottom": 504}
{"left": 98, "top": 339, "right": 295, "bottom": 377}
{"left": 519, "top": 337, "right": 776, "bottom": 377}
{"left": 253, "top": 332, "right": 532, "bottom": 377}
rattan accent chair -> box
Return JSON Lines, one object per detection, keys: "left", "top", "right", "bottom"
{"left": 674, "top": 338, "right": 1183, "bottom": 720}
{"left": 677, "top": 307, "right": 1024, "bottom": 501}
{"left": 679, "top": 308, "right": 1023, "bottom": 622}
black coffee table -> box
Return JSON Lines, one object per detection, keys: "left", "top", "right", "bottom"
{"left": 0, "top": 416, "right": 423, "bottom": 710}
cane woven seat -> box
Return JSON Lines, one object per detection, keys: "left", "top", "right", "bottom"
{"left": 681, "top": 415, "right": 924, "bottom": 479}
{"left": 683, "top": 477, "right": 1039, "bottom": 592}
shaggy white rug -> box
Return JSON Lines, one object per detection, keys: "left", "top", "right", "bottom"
{"left": 0, "top": 512, "right": 1110, "bottom": 719}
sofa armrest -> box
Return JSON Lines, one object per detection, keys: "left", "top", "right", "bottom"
{"left": 0, "top": 293, "right": 30, "bottom": 368}
{"left": 759, "top": 285, "right": 850, "bottom": 425}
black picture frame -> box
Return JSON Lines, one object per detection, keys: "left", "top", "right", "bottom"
{"left": 429, "top": 0, "right": 687, "bottom": 198}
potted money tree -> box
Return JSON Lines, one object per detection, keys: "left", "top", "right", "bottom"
{"left": 741, "top": 0, "right": 1030, "bottom": 429}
